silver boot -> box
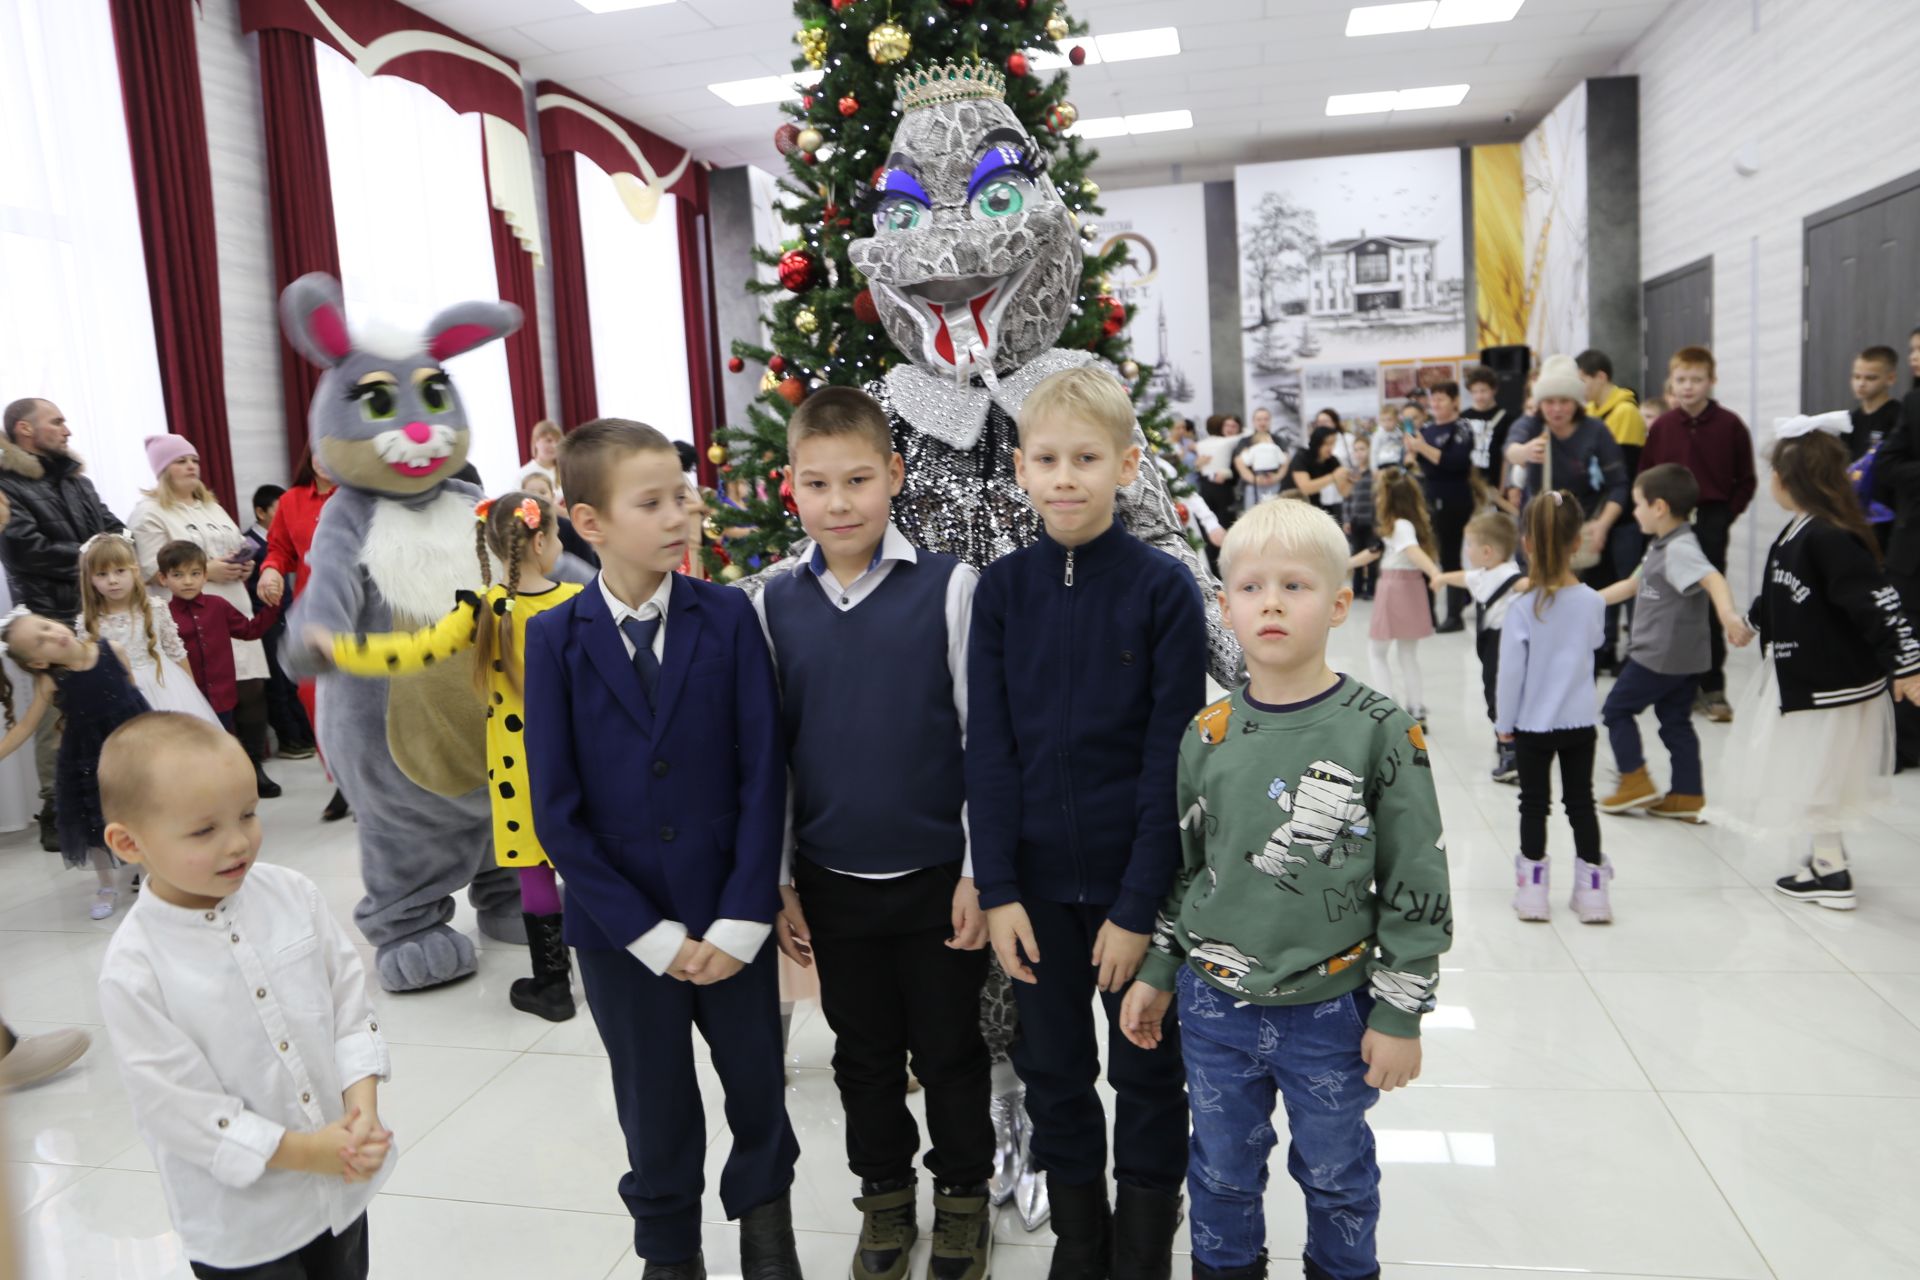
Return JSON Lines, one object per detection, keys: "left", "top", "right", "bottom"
{"left": 987, "top": 1087, "right": 1020, "bottom": 1206}
{"left": 1011, "top": 1095, "right": 1050, "bottom": 1231}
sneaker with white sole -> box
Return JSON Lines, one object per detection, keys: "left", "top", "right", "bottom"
{"left": 1569, "top": 856, "right": 1615, "bottom": 924}
{"left": 89, "top": 888, "right": 118, "bottom": 921}
{"left": 1512, "top": 854, "right": 1550, "bottom": 921}
{"left": 1491, "top": 741, "right": 1518, "bottom": 784}
{"left": 1775, "top": 864, "right": 1856, "bottom": 910}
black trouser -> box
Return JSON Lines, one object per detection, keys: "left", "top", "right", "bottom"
{"left": 234, "top": 678, "right": 270, "bottom": 762}
{"left": 1892, "top": 567, "right": 1920, "bottom": 766}
{"left": 1475, "top": 625, "right": 1501, "bottom": 726}
{"left": 1513, "top": 727, "right": 1601, "bottom": 863}
{"left": 1009, "top": 900, "right": 1188, "bottom": 1193}
{"left": 793, "top": 856, "right": 993, "bottom": 1188}
{"left": 1198, "top": 477, "right": 1239, "bottom": 531}
{"left": 261, "top": 616, "right": 315, "bottom": 751}
{"left": 190, "top": 1215, "right": 367, "bottom": 1279}
{"left": 1692, "top": 502, "right": 1734, "bottom": 694}
{"left": 576, "top": 943, "right": 797, "bottom": 1262}
{"left": 1428, "top": 490, "right": 1471, "bottom": 624}
{"left": 1349, "top": 519, "right": 1376, "bottom": 597}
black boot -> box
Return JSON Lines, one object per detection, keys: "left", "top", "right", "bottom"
{"left": 850, "top": 1177, "right": 916, "bottom": 1280}
{"left": 35, "top": 806, "right": 57, "bottom": 854}
{"left": 321, "top": 788, "right": 350, "bottom": 822}
{"left": 509, "top": 913, "right": 575, "bottom": 1022}
{"left": 738, "top": 1192, "right": 801, "bottom": 1280}
{"left": 929, "top": 1181, "right": 992, "bottom": 1280}
{"left": 1302, "top": 1253, "right": 1375, "bottom": 1280}
{"left": 1194, "top": 1252, "right": 1267, "bottom": 1280}
{"left": 641, "top": 1253, "right": 706, "bottom": 1280}
{"left": 253, "top": 759, "right": 282, "bottom": 800}
{"left": 1110, "top": 1185, "right": 1182, "bottom": 1280}
{"left": 1044, "top": 1175, "right": 1111, "bottom": 1280}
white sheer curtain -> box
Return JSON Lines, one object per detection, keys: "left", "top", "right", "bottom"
{"left": 315, "top": 44, "right": 520, "bottom": 495}
{"left": 0, "top": 0, "right": 169, "bottom": 522}
{"left": 575, "top": 153, "right": 693, "bottom": 444}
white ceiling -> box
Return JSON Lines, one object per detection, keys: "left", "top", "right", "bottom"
{"left": 410, "top": 0, "right": 1676, "bottom": 189}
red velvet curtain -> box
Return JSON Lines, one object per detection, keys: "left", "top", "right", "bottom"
{"left": 545, "top": 156, "right": 598, "bottom": 428}
{"left": 484, "top": 148, "right": 548, "bottom": 460}
{"left": 107, "top": 0, "right": 239, "bottom": 513}
{"left": 676, "top": 177, "right": 721, "bottom": 487}
{"left": 257, "top": 29, "right": 341, "bottom": 470}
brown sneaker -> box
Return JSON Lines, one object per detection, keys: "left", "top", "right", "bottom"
{"left": 1703, "top": 692, "right": 1733, "bottom": 723}
{"left": 1600, "top": 767, "right": 1660, "bottom": 814}
{"left": 1647, "top": 793, "right": 1707, "bottom": 823}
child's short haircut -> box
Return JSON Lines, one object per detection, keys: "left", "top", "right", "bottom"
{"left": 1219, "top": 494, "right": 1351, "bottom": 588}
{"left": 1464, "top": 365, "right": 1499, "bottom": 391}
{"left": 1019, "top": 366, "right": 1136, "bottom": 450}
{"left": 531, "top": 419, "right": 564, "bottom": 445}
{"left": 100, "top": 711, "right": 237, "bottom": 824}
{"left": 1429, "top": 379, "right": 1460, "bottom": 401}
{"left": 558, "top": 417, "right": 676, "bottom": 513}
{"left": 1634, "top": 462, "right": 1700, "bottom": 518}
{"left": 1464, "top": 510, "right": 1518, "bottom": 558}
{"left": 156, "top": 540, "right": 207, "bottom": 576}
{"left": 1574, "top": 349, "right": 1614, "bottom": 378}
{"left": 1670, "top": 345, "right": 1716, "bottom": 378}
{"left": 1859, "top": 344, "right": 1900, "bottom": 371}
{"left": 251, "top": 483, "right": 284, "bottom": 514}
{"left": 787, "top": 386, "right": 893, "bottom": 462}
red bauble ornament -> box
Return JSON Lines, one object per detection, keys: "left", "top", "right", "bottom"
{"left": 773, "top": 122, "right": 801, "bottom": 155}
{"left": 776, "top": 377, "right": 807, "bottom": 407}
{"left": 1069, "top": 44, "right": 1087, "bottom": 65}
{"left": 1096, "top": 294, "right": 1126, "bottom": 337}
{"left": 831, "top": 0, "right": 857, "bottom": 10}
{"left": 779, "top": 472, "right": 798, "bottom": 513}
{"left": 1175, "top": 501, "right": 1189, "bottom": 524}
{"left": 777, "top": 248, "right": 818, "bottom": 292}
{"left": 853, "top": 288, "right": 880, "bottom": 325}
{"left": 949, "top": 0, "right": 974, "bottom": 6}
{"left": 1006, "top": 51, "right": 1029, "bottom": 78}
{"left": 821, "top": 203, "right": 840, "bottom": 224}
{"left": 769, "top": 354, "right": 788, "bottom": 374}
{"left": 801, "top": 151, "right": 818, "bottom": 166}
{"left": 838, "top": 95, "right": 859, "bottom": 117}
{"left": 800, "top": 94, "right": 814, "bottom": 111}
{"left": 727, "top": 356, "right": 745, "bottom": 373}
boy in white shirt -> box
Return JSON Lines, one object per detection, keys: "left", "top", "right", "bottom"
{"left": 1433, "top": 512, "right": 1525, "bottom": 783}
{"left": 97, "top": 712, "right": 391, "bottom": 1278}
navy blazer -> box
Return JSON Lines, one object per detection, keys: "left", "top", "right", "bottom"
{"left": 525, "top": 573, "right": 785, "bottom": 951}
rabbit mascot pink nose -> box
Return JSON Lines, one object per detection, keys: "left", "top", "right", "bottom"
{"left": 279, "top": 272, "right": 524, "bottom": 991}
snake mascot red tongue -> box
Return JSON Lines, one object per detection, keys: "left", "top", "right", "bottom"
{"left": 742, "top": 59, "right": 1241, "bottom": 1230}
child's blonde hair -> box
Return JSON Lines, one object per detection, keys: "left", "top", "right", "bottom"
{"left": 471, "top": 491, "right": 556, "bottom": 700}
{"left": 1465, "top": 510, "right": 1518, "bottom": 559}
{"left": 1372, "top": 466, "right": 1437, "bottom": 560}
{"left": 78, "top": 534, "right": 164, "bottom": 678}
{"left": 1220, "top": 494, "right": 1351, "bottom": 587}
{"left": 1019, "top": 366, "right": 1136, "bottom": 451}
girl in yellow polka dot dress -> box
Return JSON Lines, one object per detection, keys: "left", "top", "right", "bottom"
{"left": 323, "top": 492, "right": 582, "bottom": 1021}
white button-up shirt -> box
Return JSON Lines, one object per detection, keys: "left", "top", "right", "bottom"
{"left": 97, "top": 863, "right": 392, "bottom": 1270}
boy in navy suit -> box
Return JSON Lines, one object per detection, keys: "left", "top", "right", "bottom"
{"left": 969, "top": 367, "right": 1207, "bottom": 1280}
{"left": 525, "top": 419, "right": 798, "bottom": 1280}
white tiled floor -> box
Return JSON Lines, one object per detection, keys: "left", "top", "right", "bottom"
{"left": 6, "top": 621, "right": 1920, "bottom": 1280}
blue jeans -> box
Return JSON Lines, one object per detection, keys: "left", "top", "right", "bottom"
{"left": 1178, "top": 968, "right": 1381, "bottom": 1280}
{"left": 1602, "top": 659, "right": 1702, "bottom": 795}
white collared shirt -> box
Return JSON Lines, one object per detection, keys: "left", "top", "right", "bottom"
{"left": 598, "top": 572, "right": 772, "bottom": 975}
{"left": 752, "top": 523, "right": 977, "bottom": 883}
{"left": 96, "top": 863, "right": 391, "bottom": 1270}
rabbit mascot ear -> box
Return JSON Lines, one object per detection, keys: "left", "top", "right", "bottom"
{"left": 423, "top": 299, "right": 522, "bottom": 360}
{"left": 280, "top": 273, "right": 354, "bottom": 368}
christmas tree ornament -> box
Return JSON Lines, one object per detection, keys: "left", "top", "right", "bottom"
{"left": 769, "top": 354, "right": 788, "bottom": 374}
{"left": 1006, "top": 51, "right": 1029, "bottom": 78}
{"left": 832, "top": 0, "right": 858, "bottom": 10}
{"left": 796, "top": 125, "right": 825, "bottom": 153}
{"left": 759, "top": 368, "right": 780, "bottom": 394}
{"left": 774, "top": 122, "right": 801, "bottom": 155}
{"left": 1079, "top": 221, "right": 1099, "bottom": 241}
{"left": 1045, "top": 13, "right": 1069, "bottom": 41}
{"left": 1068, "top": 43, "right": 1086, "bottom": 65}
{"left": 801, "top": 151, "right": 819, "bottom": 166}
{"left": 777, "top": 377, "right": 807, "bottom": 406}
{"left": 1044, "top": 101, "right": 1078, "bottom": 132}
{"left": 852, "top": 288, "right": 880, "bottom": 324}
{"left": 821, "top": 203, "right": 840, "bottom": 224}
{"left": 1174, "top": 500, "right": 1188, "bottom": 524}
{"left": 1080, "top": 178, "right": 1099, "bottom": 199}
{"left": 838, "top": 94, "right": 860, "bottom": 117}
{"left": 1120, "top": 359, "right": 1140, "bottom": 380}
{"left": 717, "top": 563, "right": 744, "bottom": 584}
{"left": 948, "top": 0, "right": 973, "bottom": 7}
{"left": 800, "top": 94, "right": 813, "bottom": 110}
{"left": 797, "top": 22, "right": 829, "bottom": 69}
{"left": 779, "top": 471, "right": 799, "bottom": 512}
{"left": 795, "top": 306, "right": 819, "bottom": 334}
{"left": 727, "top": 356, "right": 745, "bottom": 373}
{"left": 867, "top": 19, "right": 911, "bottom": 64}
{"left": 778, "top": 247, "right": 819, "bottom": 291}
{"left": 707, "top": 442, "right": 729, "bottom": 466}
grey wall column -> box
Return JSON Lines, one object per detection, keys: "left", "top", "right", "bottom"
{"left": 1203, "top": 179, "right": 1243, "bottom": 417}
{"left": 1585, "top": 76, "right": 1642, "bottom": 380}
{"left": 709, "top": 165, "right": 767, "bottom": 426}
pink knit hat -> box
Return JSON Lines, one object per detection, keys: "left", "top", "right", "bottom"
{"left": 145, "top": 434, "right": 198, "bottom": 477}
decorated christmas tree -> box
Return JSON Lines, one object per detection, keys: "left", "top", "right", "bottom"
{"left": 708, "top": 0, "right": 1178, "bottom": 575}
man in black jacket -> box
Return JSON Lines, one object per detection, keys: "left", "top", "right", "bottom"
{"left": 0, "top": 398, "right": 125, "bottom": 848}
{"left": 1871, "top": 333, "right": 1920, "bottom": 768}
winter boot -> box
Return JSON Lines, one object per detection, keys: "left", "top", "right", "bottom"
{"left": 1193, "top": 1252, "right": 1267, "bottom": 1280}
{"left": 1044, "top": 1176, "right": 1111, "bottom": 1280}
{"left": 509, "top": 913, "right": 575, "bottom": 1022}
{"left": 738, "top": 1192, "right": 802, "bottom": 1280}
{"left": 929, "top": 1181, "right": 992, "bottom": 1280}
{"left": 36, "top": 806, "right": 57, "bottom": 853}
{"left": 253, "top": 758, "right": 282, "bottom": 800}
{"left": 321, "top": 787, "right": 350, "bottom": 822}
{"left": 1110, "top": 1185, "right": 1182, "bottom": 1280}
{"left": 641, "top": 1254, "right": 706, "bottom": 1280}
{"left": 1512, "top": 854, "right": 1550, "bottom": 921}
{"left": 987, "top": 1088, "right": 1020, "bottom": 1206}
{"left": 1568, "top": 856, "right": 1615, "bottom": 924}
{"left": 1646, "top": 792, "right": 1705, "bottom": 823}
{"left": 1599, "top": 766, "right": 1658, "bottom": 813}
{"left": 850, "top": 1178, "right": 917, "bottom": 1280}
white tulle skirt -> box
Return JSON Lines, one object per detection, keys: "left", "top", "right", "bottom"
{"left": 132, "top": 662, "right": 220, "bottom": 727}
{"left": 1712, "top": 656, "right": 1894, "bottom": 837}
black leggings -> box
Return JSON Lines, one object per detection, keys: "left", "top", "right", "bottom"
{"left": 1514, "top": 727, "right": 1601, "bottom": 863}
{"left": 1430, "top": 492, "right": 1471, "bottom": 623}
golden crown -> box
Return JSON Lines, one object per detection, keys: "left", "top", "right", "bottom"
{"left": 896, "top": 59, "right": 1007, "bottom": 111}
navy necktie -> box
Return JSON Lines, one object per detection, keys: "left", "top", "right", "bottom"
{"left": 619, "top": 615, "right": 662, "bottom": 706}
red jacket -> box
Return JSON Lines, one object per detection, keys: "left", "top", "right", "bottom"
{"left": 1639, "top": 401, "right": 1757, "bottom": 517}
{"left": 262, "top": 482, "right": 337, "bottom": 596}
{"left": 169, "top": 593, "right": 281, "bottom": 713}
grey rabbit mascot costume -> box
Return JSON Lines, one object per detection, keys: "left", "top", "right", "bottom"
{"left": 740, "top": 58, "right": 1238, "bottom": 1234}
{"left": 279, "top": 272, "right": 525, "bottom": 992}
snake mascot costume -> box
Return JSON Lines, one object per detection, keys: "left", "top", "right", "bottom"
{"left": 280, "top": 273, "right": 530, "bottom": 992}
{"left": 742, "top": 59, "right": 1240, "bottom": 1229}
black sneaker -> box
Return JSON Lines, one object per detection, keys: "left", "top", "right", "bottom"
{"left": 1775, "top": 865, "right": 1856, "bottom": 911}
{"left": 321, "top": 788, "right": 350, "bottom": 822}
{"left": 1435, "top": 616, "right": 1465, "bottom": 634}
{"left": 1491, "top": 743, "right": 1518, "bottom": 784}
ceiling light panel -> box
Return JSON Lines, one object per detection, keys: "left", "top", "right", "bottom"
{"left": 1123, "top": 109, "right": 1193, "bottom": 134}
{"left": 1430, "top": 0, "right": 1526, "bottom": 27}
{"left": 1065, "top": 115, "right": 1131, "bottom": 139}
{"left": 1345, "top": 2, "right": 1437, "bottom": 36}
{"left": 1325, "top": 90, "right": 1401, "bottom": 116}
{"left": 707, "top": 69, "right": 823, "bottom": 107}
{"left": 1325, "top": 84, "right": 1470, "bottom": 115}
{"left": 574, "top": 0, "right": 679, "bottom": 12}
{"left": 1096, "top": 26, "right": 1180, "bottom": 62}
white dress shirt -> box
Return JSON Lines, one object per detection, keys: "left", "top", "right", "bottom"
{"left": 96, "top": 864, "right": 391, "bottom": 1270}
{"left": 751, "top": 523, "right": 978, "bottom": 884}
{"left": 599, "top": 572, "right": 771, "bottom": 975}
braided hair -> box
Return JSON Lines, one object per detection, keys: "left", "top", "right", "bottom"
{"left": 470, "top": 491, "right": 553, "bottom": 700}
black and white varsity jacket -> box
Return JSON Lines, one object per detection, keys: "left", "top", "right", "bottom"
{"left": 1746, "top": 513, "right": 1920, "bottom": 712}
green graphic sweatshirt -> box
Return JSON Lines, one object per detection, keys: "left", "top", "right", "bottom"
{"left": 1136, "top": 677, "right": 1452, "bottom": 1039}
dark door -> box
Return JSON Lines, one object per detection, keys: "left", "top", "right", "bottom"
{"left": 1803, "top": 170, "right": 1920, "bottom": 413}
{"left": 1643, "top": 257, "right": 1713, "bottom": 400}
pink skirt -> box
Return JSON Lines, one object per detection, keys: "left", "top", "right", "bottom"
{"left": 1369, "top": 569, "right": 1436, "bottom": 642}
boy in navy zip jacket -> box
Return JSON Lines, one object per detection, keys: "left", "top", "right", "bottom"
{"left": 967, "top": 367, "right": 1207, "bottom": 1279}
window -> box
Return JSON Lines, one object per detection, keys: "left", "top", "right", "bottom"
{"left": 0, "top": 0, "right": 169, "bottom": 517}
{"left": 1356, "top": 251, "right": 1390, "bottom": 284}
{"left": 316, "top": 44, "right": 521, "bottom": 493}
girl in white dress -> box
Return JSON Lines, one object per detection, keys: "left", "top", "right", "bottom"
{"left": 75, "top": 534, "right": 218, "bottom": 725}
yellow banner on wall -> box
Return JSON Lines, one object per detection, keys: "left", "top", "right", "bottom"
{"left": 1472, "top": 143, "right": 1525, "bottom": 349}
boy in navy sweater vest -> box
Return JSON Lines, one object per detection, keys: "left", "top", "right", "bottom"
{"left": 756, "top": 389, "right": 994, "bottom": 1280}
{"left": 525, "top": 420, "right": 798, "bottom": 1280}
{"left": 968, "top": 368, "right": 1207, "bottom": 1279}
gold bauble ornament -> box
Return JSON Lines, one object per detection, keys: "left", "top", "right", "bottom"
{"left": 868, "top": 20, "right": 911, "bottom": 65}
{"left": 797, "top": 26, "right": 829, "bottom": 69}
{"left": 759, "top": 368, "right": 780, "bottom": 394}
{"left": 1120, "top": 360, "right": 1141, "bottom": 380}
{"left": 796, "top": 126, "right": 825, "bottom": 154}
{"left": 1045, "top": 14, "right": 1070, "bottom": 42}
{"left": 717, "top": 564, "right": 745, "bottom": 584}
{"left": 795, "top": 307, "right": 819, "bottom": 335}
{"left": 1081, "top": 179, "right": 1100, "bottom": 199}
{"left": 707, "top": 442, "right": 728, "bottom": 466}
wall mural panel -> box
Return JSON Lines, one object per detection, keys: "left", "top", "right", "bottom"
{"left": 1095, "top": 183, "right": 1214, "bottom": 423}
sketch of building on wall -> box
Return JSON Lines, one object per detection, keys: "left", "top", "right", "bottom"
{"left": 1144, "top": 304, "right": 1196, "bottom": 407}
{"left": 1309, "top": 234, "right": 1439, "bottom": 316}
